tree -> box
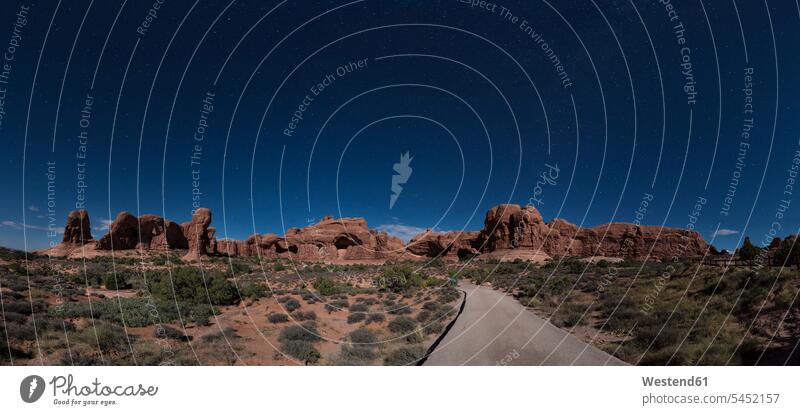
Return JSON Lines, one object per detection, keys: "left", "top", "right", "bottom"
{"left": 738, "top": 237, "right": 761, "bottom": 265}
{"left": 773, "top": 239, "right": 800, "bottom": 269}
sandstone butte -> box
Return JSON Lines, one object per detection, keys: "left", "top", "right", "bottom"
{"left": 43, "top": 204, "right": 710, "bottom": 263}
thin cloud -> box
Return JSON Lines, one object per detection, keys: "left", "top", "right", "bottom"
{"left": 1, "top": 220, "right": 63, "bottom": 234}
{"left": 376, "top": 224, "right": 428, "bottom": 243}
{"left": 92, "top": 218, "right": 114, "bottom": 231}
{"left": 27, "top": 205, "right": 40, "bottom": 212}
{"left": 714, "top": 229, "right": 739, "bottom": 237}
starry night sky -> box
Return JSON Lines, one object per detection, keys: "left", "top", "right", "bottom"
{"left": 0, "top": 0, "right": 798, "bottom": 252}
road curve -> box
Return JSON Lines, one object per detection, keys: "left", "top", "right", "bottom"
{"left": 424, "top": 282, "right": 627, "bottom": 366}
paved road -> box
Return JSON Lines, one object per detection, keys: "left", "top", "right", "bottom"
{"left": 424, "top": 282, "right": 626, "bottom": 366}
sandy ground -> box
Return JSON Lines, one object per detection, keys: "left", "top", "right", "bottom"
{"left": 424, "top": 282, "right": 626, "bottom": 366}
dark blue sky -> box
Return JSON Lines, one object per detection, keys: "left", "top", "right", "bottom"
{"left": 1, "top": 0, "right": 798, "bottom": 251}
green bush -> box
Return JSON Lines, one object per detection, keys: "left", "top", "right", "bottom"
{"left": 348, "top": 327, "right": 377, "bottom": 344}
{"left": 313, "top": 277, "right": 342, "bottom": 296}
{"left": 377, "top": 265, "right": 424, "bottom": 293}
{"left": 335, "top": 345, "right": 376, "bottom": 365}
{"left": 239, "top": 282, "right": 268, "bottom": 299}
{"left": 283, "top": 298, "right": 301, "bottom": 312}
{"left": 423, "top": 322, "right": 443, "bottom": 335}
{"left": 268, "top": 313, "right": 289, "bottom": 323}
{"left": 387, "top": 303, "right": 412, "bottom": 315}
{"left": 388, "top": 316, "right": 416, "bottom": 334}
{"left": 148, "top": 268, "right": 238, "bottom": 306}
{"left": 366, "top": 313, "right": 385, "bottom": 324}
{"left": 349, "top": 303, "right": 368, "bottom": 312}
{"left": 383, "top": 346, "right": 424, "bottom": 365}
{"left": 279, "top": 322, "right": 321, "bottom": 342}
{"left": 347, "top": 312, "right": 366, "bottom": 324}
{"left": 103, "top": 273, "right": 132, "bottom": 290}
{"left": 154, "top": 325, "right": 189, "bottom": 341}
{"left": 416, "top": 310, "right": 431, "bottom": 322}
{"left": 438, "top": 287, "right": 461, "bottom": 303}
{"left": 291, "top": 311, "right": 317, "bottom": 321}
{"left": 280, "top": 340, "right": 320, "bottom": 364}
{"left": 228, "top": 261, "right": 251, "bottom": 275}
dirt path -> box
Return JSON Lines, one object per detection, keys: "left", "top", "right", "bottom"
{"left": 423, "top": 282, "right": 626, "bottom": 366}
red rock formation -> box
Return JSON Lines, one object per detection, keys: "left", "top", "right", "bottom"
{"left": 135, "top": 214, "right": 164, "bottom": 249}
{"left": 62, "top": 210, "right": 93, "bottom": 245}
{"left": 278, "top": 216, "right": 404, "bottom": 262}
{"left": 96, "top": 212, "right": 139, "bottom": 250}
{"left": 475, "top": 204, "right": 708, "bottom": 260}
{"left": 181, "top": 208, "right": 212, "bottom": 258}
{"left": 49, "top": 203, "right": 708, "bottom": 262}
{"left": 151, "top": 220, "right": 187, "bottom": 250}
{"left": 406, "top": 230, "right": 480, "bottom": 259}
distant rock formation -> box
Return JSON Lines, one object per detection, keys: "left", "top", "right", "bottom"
{"left": 62, "top": 209, "right": 93, "bottom": 245}
{"left": 410, "top": 204, "right": 709, "bottom": 261}
{"left": 96, "top": 212, "right": 139, "bottom": 250}
{"left": 181, "top": 208, "right": 212, "bottom": 259}
{"left": 406, "top": 230, "right": 481, "bottom": 259}
{"left": 45, "top": 203, "right": 709, "bottom": 263}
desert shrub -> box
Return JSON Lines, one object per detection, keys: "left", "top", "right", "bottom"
{"left": 325, "top": 299, "right": 349, "bottom": 313}
{"left": 335, "top": 345, "right": 376, "bottom": 365}
{"left": 154, "top": 325, "right": 189, "bottom": 341}
{"left": 423, "top": 322, "right": 444, "bottom": 335}
{"left": 349, "top": 303, "right": 368, "bottom": 312}
{"left": 416, "top": 310, "right": 431, "bottom": 322}
{"left": 388, "top": 316, "right": 416, "bottom": 334}
{"left": 3, "top": 311, "right": 28, "bottom": 323}
{"left": 291, "top": 311, "right": 317, "bottom": 321}
{"left": 5, "top": 299, "right": 47, "bottom": 315}
{"left": 556, "top": 309, "right": 584, "bottom": 328}
{"left": 301, "top": 292, "right": 318, "bottom": 303}
{"left": 239, "top": 282, "right": 268, "bottom": 299}
{"left": 268, "top": 313, "right": 289, "bottom": 323}
{"left": 281, "top": 340, "right": 320, "bottom": 364}
{"left": 201, "top": 328, "right": 239, "bottom": 343}
{"left": 148, "top": 268, "right": 238, "bottom": 306}
{"left": 438, "top": 288, "right": 461, "bottom": 303}
{"left": 279, "top": 322, "right": 321, "bottom": 342}
{"left": 360, "top": 297, "right": 378, "bottom": 305}
{"left": 560, "top": 257, "right": 586, "bottom": 274}
{"left": 431, "top": 305, "right": 455, "bottom": 321}
{"left": 383, "top": 346, "right": 424, "bottom": 366}
{"left": 53, "top": 298, "right": 173, "bottom": 326}
{"left": 737, "top": 237, "right": 761, "bottom": 263}
{"left": 422, "top": 301, "right": 440, "bottom": 311}
{"left": 377, "top": 265, "right": 424, "bottom": 293}
{"left": 313, "top": 277, "right": 342, "bottom": 296}
{"left": 387, "top": 303, "right": 412, "bottom": 315}
{"left": 348, "top": 327, "right": 377, "bottom": 344}
{"left": 188, "top": 304, "right": 215, "bottom": 326}
{"left": 347, "top": 312, "right": 366, "bottom": 324}
{"left": 59, "top": 346, "right": 99, "bottom": 365}
{"left": 366, "top": 313, "right": 385, "bottom": 324}
{"left": 103, "top": 273, "right": 132, "bottom": 290}
{"left": 282, "top": 298, "right": 301, "bottom": 312}
{"left": 71, "top": 323, "right": 129, "bottom": 353}
{"left": 1, "top": 322, "right": 36, "bottom": 341}
{"left": 228, "top": 261, "right": 251, "bottom": 275}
